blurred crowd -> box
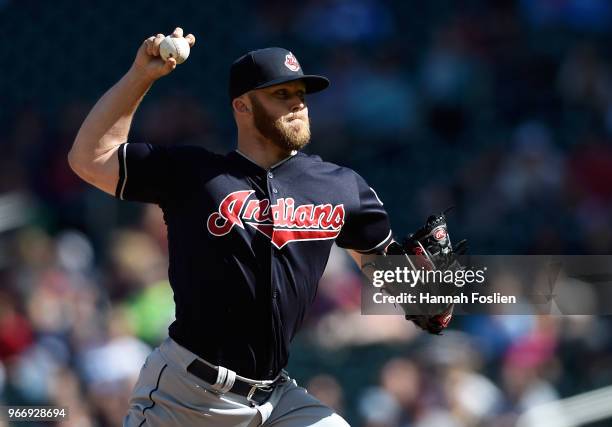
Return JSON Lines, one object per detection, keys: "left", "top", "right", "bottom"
{"left": 2, "top": 0, "right": 612, "bottom": 426}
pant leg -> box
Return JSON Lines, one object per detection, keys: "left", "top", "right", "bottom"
{"left": 263, "top": 379, "right": 350, "bottom": 427}
{"left": 123, "top": 346, "right": 261, "bottom": 427}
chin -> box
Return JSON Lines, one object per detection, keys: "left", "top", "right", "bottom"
{"left": 286, "top": 119, "right": 305, "bottom": 130}
{"left": 274, "top": 134, "right": 310, "bottom": 152}
{"left": 271, "top": 118, "right": 311, "bottom": 151}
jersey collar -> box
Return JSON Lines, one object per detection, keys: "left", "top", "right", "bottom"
{"left": 231, "top": 149, "right": 298, "bottom": 172}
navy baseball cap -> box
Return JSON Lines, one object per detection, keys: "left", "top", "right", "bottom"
{"left": 229, "top": 47, "right": 330, "bottom": 101}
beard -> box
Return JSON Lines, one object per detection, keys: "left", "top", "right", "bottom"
{"left": 249, "top": 95, "right": 311, "bottom": 151}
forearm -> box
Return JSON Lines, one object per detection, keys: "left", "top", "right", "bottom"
{"left": 68, "top": 67, "right": 154, "bottom": 194}
{"left": 71, "top": 67, "right": 153, "bottom": 162}
{"left": 67, "top": 27, "right": 193, "bottom": 195}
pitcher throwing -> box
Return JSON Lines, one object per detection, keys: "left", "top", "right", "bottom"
{"left": 68, "top": 27, "right": 453, "bottom": 427}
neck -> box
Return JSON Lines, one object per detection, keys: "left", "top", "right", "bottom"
{"left": 236, "top": 130, "right": 293, "bottom": 169}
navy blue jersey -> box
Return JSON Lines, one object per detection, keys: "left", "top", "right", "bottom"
{"left": 115, "top": 143, "right": 392, "bottom": 379}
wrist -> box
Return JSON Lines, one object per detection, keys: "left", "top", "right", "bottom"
{"left": 126, "top": 64, "right": 156, "bottom": 87}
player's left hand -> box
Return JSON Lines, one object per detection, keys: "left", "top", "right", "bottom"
{"left": 388, "top": 209, "right": 468, "bottom": 334}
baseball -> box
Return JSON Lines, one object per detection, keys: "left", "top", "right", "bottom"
{"left": 159, "top": 36, "right": 190, "bottom": 64}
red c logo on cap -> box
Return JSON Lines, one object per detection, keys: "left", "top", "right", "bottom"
{"left": 284, "top": 53, "right": 300, "bottom": 72}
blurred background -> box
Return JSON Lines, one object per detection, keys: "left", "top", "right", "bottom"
{"left": 1, "top": 0, "right": 612, "bottom": 425}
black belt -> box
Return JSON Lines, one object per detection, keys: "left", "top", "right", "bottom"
{"left": 186, "top": 359, "right": 281, "bottom": 405}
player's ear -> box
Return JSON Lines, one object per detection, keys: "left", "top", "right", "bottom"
{"left": 233, "top": 98, "right": 251, "bottom": 114}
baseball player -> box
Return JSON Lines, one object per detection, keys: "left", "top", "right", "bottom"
{"left": 68, "top": 28, "right": 458, "bottom": 427}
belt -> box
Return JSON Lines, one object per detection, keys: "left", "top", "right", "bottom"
{"left": 186, "top": 359, "right": 282, "bottom": 405}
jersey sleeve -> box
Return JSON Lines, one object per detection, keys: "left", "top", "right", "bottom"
{"left": 115, "top": 142, "right": 213, "bottom": 205}
{"left": 335, "top": 171, "right": 393, "bottom": 253}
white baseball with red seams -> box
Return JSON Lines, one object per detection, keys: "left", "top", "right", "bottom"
{"left": 159, "top": 36, "right": 190, "bottom": 64}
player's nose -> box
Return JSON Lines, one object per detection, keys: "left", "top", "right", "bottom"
{"left": 291, "top": 101, "right": 305, "bottom": 113}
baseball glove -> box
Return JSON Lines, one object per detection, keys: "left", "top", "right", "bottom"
{"left": 385, "top": 209, "right": 467, "bottom": 334}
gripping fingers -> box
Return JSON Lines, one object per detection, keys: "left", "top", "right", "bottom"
{"left": 185, "top": 33, "right": 196, "bottom": 47}
{"left": 144, "top": 36, "right": 155, "bottom": 56}
{"left": 151, "top": 34, "right": 164, "bottom": 56}
{"left": 171, "top": 27, "right": 183, "bottom": 38}
{"left": 144, "top": 34, "right": 164, "bottom": 57}
{"left": 164, "top": 57, "right": 177, "bottom": 72}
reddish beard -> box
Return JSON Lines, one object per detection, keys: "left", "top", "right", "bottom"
{"left": 249, "top": 94, "right": 311, "bottom": 151}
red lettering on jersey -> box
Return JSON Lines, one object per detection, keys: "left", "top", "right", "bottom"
{"left": 313, "top": 205, "right": 332, "bottom": 228}
{"left": 243, "top": 199, "right": 270, "bottom": 221}
{"left": 206, "top": 191, "right": 345, "bottom": 248}
{"left": 272, "top": 199, "right": 285, "bottom": 226}
{"left": 294, "top": 205, "right": 313, "bottom": 227}
{"left": 206, "top": 190, "right": 254, "bottom": 236}
{"left": 271, "top": 229, "right": 341, "bottom": 248}
{"left": 285, "top": 198, "right": 295, "bottom": 224}
{"left": 330, "top": 206, "right": 344, "bottom": 229}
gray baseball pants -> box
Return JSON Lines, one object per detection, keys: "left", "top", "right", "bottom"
{"left": 123, "top": 338, "right": 350, "bottom": 427}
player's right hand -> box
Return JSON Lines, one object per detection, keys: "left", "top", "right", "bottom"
{"left": 130, "top": 27, "right": 196, "bottom": 81}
